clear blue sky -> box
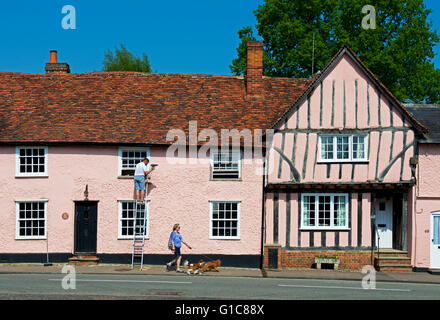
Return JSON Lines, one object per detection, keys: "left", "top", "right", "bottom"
{"left": 0, "top": 0, "right": 438, "bottom": 75}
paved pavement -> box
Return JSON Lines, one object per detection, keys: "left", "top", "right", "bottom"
{"left": 0, "top": 263, "right": 439, "bottom": 284}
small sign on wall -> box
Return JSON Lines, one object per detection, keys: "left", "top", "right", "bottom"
{"left": 62, "top": 212, "right": 69, "bottom": 220}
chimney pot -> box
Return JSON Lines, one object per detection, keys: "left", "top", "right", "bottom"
{"left": 50, "top": 50, "right": 58, "bottom": 64}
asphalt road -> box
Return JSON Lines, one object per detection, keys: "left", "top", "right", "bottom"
{"left": 0, "top": 273, "right": 439, "bottom": 300}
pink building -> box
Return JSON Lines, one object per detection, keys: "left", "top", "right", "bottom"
{"left": 0, "top": 44, "right": 438, "bottom": 272}
{"left": 0, "top": 44, "right": 309, "bottom": 267}
{"left": 263, "top": 46, "right": 430, "bottom": 272}
{"left": 405, "top": 105, "right": 440, "bottom": 272}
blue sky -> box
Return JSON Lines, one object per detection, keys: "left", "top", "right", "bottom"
{"left": 0, "top": 0, "right": 438, "bottom": 75}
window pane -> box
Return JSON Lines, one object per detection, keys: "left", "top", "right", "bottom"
{"left": 303, "top": 196, "right": 315, "bottom": 227}
{"left": 334, "top": 196, "right": 347, "bottom": 227}
{"left": 318, "top": 196, "right": 331, "bottom": 226}
{"left": 320, "top": 137, "right": 334, "bottom": 160}
{"left": 352, "top": 136, "right": 366, "bottom": 160}
{"left": 336, "top": 137, "right": 349, "bottom": 159}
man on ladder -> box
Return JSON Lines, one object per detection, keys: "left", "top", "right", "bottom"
{"left": 134, "top": 157, "right": 154, "bottom": 202}
{"left": 132, "top": 157, "right": 155, "bottom": 270}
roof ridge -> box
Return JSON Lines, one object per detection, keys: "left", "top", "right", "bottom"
{"left": 0, "top": 71, "right": 245, "bottom": 78}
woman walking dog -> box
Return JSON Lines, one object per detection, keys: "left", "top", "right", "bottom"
{"left": 166, "top": 224, "right": 192, "bottom": 273}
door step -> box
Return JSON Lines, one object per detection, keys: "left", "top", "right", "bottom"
{"left": 375, "top": 250, "right": 412, "bottom": 272}
{"left": 428, "top": 269, "right": 440, "bottom": 275}
{"left": 68, "top": 255, "right": 99, "bottom": 266}
{"left": 377, "top": 264, "right": 413, "bottom": 272}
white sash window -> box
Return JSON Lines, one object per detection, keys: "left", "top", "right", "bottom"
{"left": 301, "top": 194, "right": 349, "bottom": 230}
{"left": 319, "top": 135, "right": 368, "bottom": 162}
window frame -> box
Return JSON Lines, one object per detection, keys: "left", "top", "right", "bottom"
{"left": 210, "top": 150, "right": 242, "bottom": 180}
{"left": 15, "top": 199, "right": 48, "bottom": 240}
{"left": 209, "top": 200, "right": 241, "bottom": 240}
{"left": 15, "top": 146, "right": 49, "bottom": 177}
{"left": 117, "top": 147, "right": 150, "bottom": 177}
{"left": 300, "top": 193, "right": 349, "bottom": 230}
{"left": 318, "top": 135, "right": 368, "bottom": 163}
{"left": 117, "top": 199, "right": 150, "bottom": 239}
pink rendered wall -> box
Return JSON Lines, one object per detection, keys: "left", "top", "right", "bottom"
{"left": 268, "top": 54, "right": 415, "bottom": 185}
{"left": 413, "top": 145, "right": 440, "bottom": 268}
{"left": 418, "top": 145, "right": 440, "bottom": 198}
{"left": 413, "top": 198, "right": 440, "bottom": 268}
{"left": 0, "top": 146, "right": 263, "bottom": 255}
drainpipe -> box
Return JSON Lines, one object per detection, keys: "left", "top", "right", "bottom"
{"left": 260, "top": 149, "right": 267, "bottom": 271}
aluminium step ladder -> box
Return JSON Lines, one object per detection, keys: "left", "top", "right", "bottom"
{"left": 131, "top": 175, "right": 149, "bottom": 270}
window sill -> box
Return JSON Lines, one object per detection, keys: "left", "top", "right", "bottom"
{"left": 210, "top": 178, "right": 242, "bottom": 182}
{"left": 117, "top": 176, "right": 134, "bottom": 179}
{"left": 15, "top": 237, "right": 47, "bottom": 240}
{"left": 15, "top": 175, "right": 49, "bottom": 178}
{"left": 118, "top": 237, "right": 150, "bottom": 240}
{"left": 317, "top": 160, "right": 369, "bottom": 164}
{"left": 209, "top": 237, "right": 241, "bottom": 240}
{"left": 299, "top": 228, "right": 351, "bottom": 231}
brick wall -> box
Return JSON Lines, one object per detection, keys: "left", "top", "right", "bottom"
{"left": 246, "top": 41, "right": 263, "bottom": 97}
{"left": 264, "top": 247, "right": 373, "bottom": 270}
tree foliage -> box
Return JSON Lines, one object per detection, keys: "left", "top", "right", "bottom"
{"left": 231, "top": 0, "right": 440, "bottom": 103}
{"left": 103, "top": 44, "right": 152, "bottom": 73}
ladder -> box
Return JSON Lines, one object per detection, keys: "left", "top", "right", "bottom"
{"left": 131, "top": 175, "right": 149, "bottom": 270}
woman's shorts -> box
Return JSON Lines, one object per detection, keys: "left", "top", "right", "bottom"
{"left": 134, "top": 175, "right": 145, "bottom": 190}
{"left": 174, "top": 247, "right": 181, "bottom": 257}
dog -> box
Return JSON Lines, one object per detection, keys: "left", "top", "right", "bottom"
{"left": 200, "top": 259, "right": 221, "bottom": 273}
{"left": 184, "top": 259, "right": 205, "bottom": 275}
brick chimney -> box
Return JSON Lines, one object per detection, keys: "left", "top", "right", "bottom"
{"left": 246, "top": 41, "right": 264, "bottom": 98}
{"left": 45, "top": 50, "right": 70, "bottom": 74}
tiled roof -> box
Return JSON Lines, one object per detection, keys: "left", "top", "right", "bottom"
{"left": 0, "top": 71, "right": 310, "bottom": 145}
{"left": 405, "top": 104, "right": 440, "bottom": 143}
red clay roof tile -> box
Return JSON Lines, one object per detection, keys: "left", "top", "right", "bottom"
{"left": 0, "top": 71, "right": 311, "bottom": 145}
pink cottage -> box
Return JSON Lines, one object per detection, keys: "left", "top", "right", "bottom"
{"left": 0, "top": 43, "right": 439, "bottom": 272}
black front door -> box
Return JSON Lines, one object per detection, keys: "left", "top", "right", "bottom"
{"left": 74, "top": 201, "right": 98, "bottom": 254}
